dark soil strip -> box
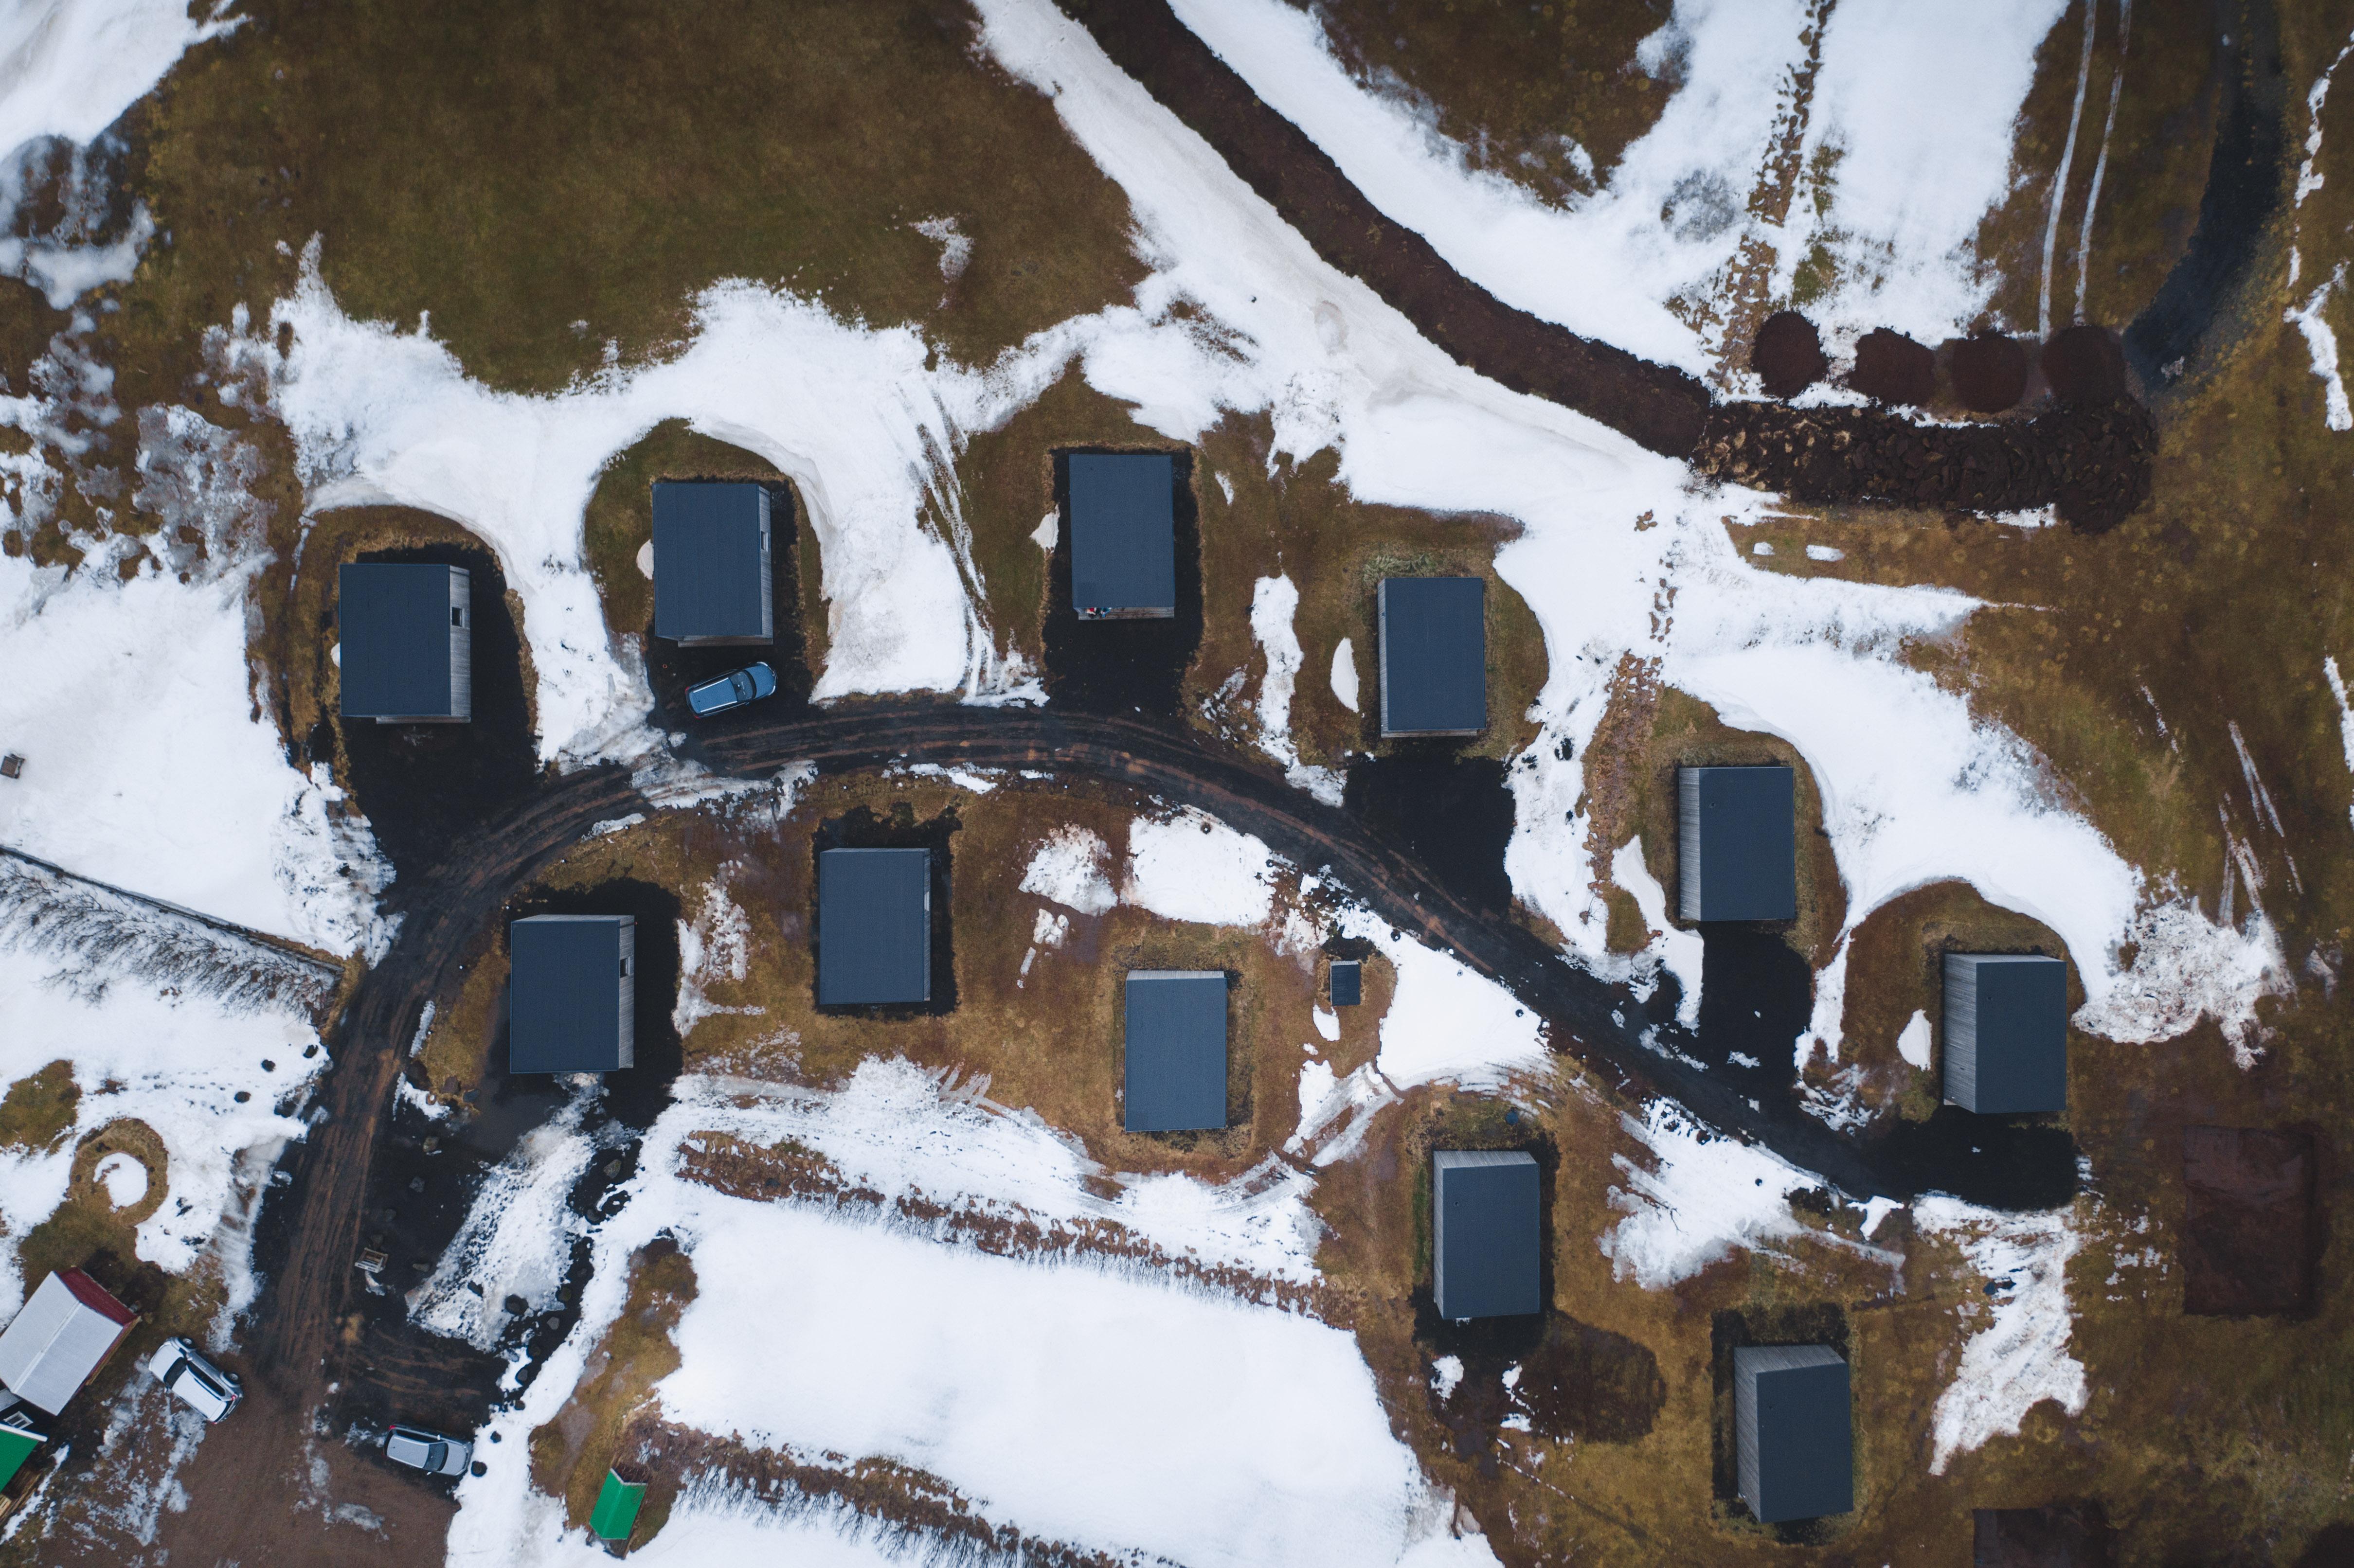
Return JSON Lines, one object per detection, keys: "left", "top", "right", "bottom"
{"left": 2123, "top": 0, "right": 2288, "bottom": 390}
{"left": 1050, "top": 0, "right": 2157, "bottom": 532}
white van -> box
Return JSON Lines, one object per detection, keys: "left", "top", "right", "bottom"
{"left": 147, "top": 1339, "right": 240, "bottom": 1422}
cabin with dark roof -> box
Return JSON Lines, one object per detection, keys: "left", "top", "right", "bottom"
{"left": 1068, "top": 453, "right": 1177, "bottom": 620}
{"left": 817, "top": 847, "right": 932, "bottom": 1006}
{"left": 338, "top": 563, "right": 471, "bottom": 723}
{"left": 652, "top": 481, "right": 773, "bottom": 645}
{"left": 1378, "top": 577, "right": 1486, "bottom": 737}
{"left": 1734, "top": 1344, "right": 1852, "bottom": 1523}
{"left": 509, "top": 915, "right": 637, "bottom": 1073}
{"left": 1432, "top": 1150, "right": 1540, "bottom": 1320}
{"left": 1676, "top": 765, "right": 1796, "bottom": 922}
{"left": 1329, "top": 959, "right": 1361, "bottom": 1007}
{"left": 1123, "top": 971, "right": 1227, "bottom": 1131}
{"left": 1943, "top": 953, "right": 2068, "bottom": 1113}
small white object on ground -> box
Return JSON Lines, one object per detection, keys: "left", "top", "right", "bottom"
{"left": 1329, "top": 638, "right": 1359, "bottom": 712}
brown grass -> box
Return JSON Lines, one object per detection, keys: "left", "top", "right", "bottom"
{"left": 528, "top": 1239, "right": 698, "bottom": 1541}
{"left": 0, "top": 1063, "right": 80, "bottom": 1155}
{"left": 1300, "top": 0, "right": 1676, "bottom": 208}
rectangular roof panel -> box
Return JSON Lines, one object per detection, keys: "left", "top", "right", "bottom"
{"left": 1069, "top": 453, "right": 1177, "bottom": 615}
{"left": 0, "top": 1270, "right": 135, "bottom": 1415}
{"left": 1123, "top": 971, "right": 1227, "bottom": 1131}
{"left": 653, "top": 481, "right": 773, "bottom": 641}
{"left": 817, "top": 848, "right": 932, "bottom": 1005}
{"left": 1943, "top": 953, "right": 2068, "bottom": 1113}
{"left": 509, "top": 915, "right": 634, "bottom": 1072}
{"left": 1379, "top": 578, "right": 1486, "bottom": 736}
{"left": 339, "top": 563, "right": 459, "bottom": 718}
{"left": 1735, "top": 1344, "right": 1852, "bottom": 1523}
{"left": 1677, "top": 766, "right": 1796, "bottom": 922}
{"left": 1432, "top": 1150, "right": 1540, "bottom": 1319}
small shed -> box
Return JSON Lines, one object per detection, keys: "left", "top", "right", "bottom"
{"left": 1329, "top": 959, "right": 1362, "bottom": 1008}
{"left": 1068, "top": 452, "right": 1177, "bottom": 619}
{"left": 1123, "top": 971, "right": 1227, "bottom": 1132}
{"left": 1944, "top": 953, "right": 2068, "bottom": 1114}
{"left": 0, "top": 1269, "right": 136, "bottom": 1416}
{"left": 0, "top": 1396, "right": 42, "bottom": 1491}
{"left": 590, "top": 1464, "right": 648, "bottom": 1543}
{"left": 1676, "top": 765, "right": 1796, "bottom": 922}
{"left": 817, "top": 848, "right": 932, "bottom": 1006}
{"left": 652, "top": 481, "right": 773, "bottom": 644}
{"left": 338, "top": 563, "right": 472, "bottom": 723}
{"left": 1432, "top": 1150, "right": 1539, "bottom": 1320}
{"left": 1734, "top": 1344, "right": 1852, "bottom": 1523}
{"left": 1378, "top": 577, "right": 1486, "bottom": 737}
{"left": 508, "top": 915, "right": 637, "bottom": 1073}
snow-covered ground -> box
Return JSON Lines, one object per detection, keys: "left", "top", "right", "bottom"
{"left": 447, "top": 1074, "right": 1501, "bottom": 1568}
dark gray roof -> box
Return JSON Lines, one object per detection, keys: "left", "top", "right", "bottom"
{"left": 1069, "top": 453, "right": 1176, "bottom": 613}
{"left": 1379, "top": 577, "right": 1486, "bottom": 736}
{"left": 1329, "top": 959, "right": 1362, "bottom": 1007}
{"left": 339, "top": 564, "right": 459, "bottom": 718}
{"left": 1734, "top": 1345, "right": 1852, "bottom": 1523}
{"left": 653, "top": 481, "right": 772, "bottom": 641}
{"left": 1943, "top": 953, "right": 2067, "bottom": 1113}
{"left": 1432, "top": 1150, "right": 1539, "bottom": 1319}
{"left": 817, "top": 848, "right": 931, "bottom": 1005}
{"left": 1123, "top": 971, "right": 1227, "bottom": 1131}
{"left": 1676, "top": 766, "right": 1796, "bottom": 922}
{"left": 509, "top": 915, "right": 635, "bottom": 1073}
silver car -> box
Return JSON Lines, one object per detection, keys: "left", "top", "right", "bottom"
{"left": 147, "top": 1338, "right": 240, "bottom": 1422}
{"left": 385, "top": 1423, "right": 472, "bottom": 1477}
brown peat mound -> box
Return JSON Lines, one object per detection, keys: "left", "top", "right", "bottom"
{"left": 1847, "top": 328, "right": 1937, "bottom": 407}
{"left": 2181, "top": 1125, "right": 2317, "bottom": 1317}
{"left": 1949, "top": 332, "right": 2030, "bottom": 412}
{"left": 1751, "top": 309, "right": 1827, "bottom": 397}
{"left": 2042, "top": 324, "right": 2129, "bottom": 403}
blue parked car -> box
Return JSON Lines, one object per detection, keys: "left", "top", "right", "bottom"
{"left": 686, "top": 661, "right": 776, "bottom": 716}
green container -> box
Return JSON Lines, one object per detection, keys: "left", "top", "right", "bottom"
{"left": 0, "top": 1425, "right": 42, "bottom": 1491}
{"left": 589, "top": 1466, "right": 647, "bottom": 1543}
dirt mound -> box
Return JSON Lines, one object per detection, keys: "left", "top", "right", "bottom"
{"left": 1697, "top": 399, "right": 2154, "bottom": 531}
{"left": 2042, "top": 324, "right": 2128, "bottom": 403}
{"left": 1847, "top": 328, "right": 1935, "bottom": 407}
{"left": 1751, "top": 310, "right": 1827, "bottom": 398}
{"left": 1948, "top": 332, "right": 2029, "bottom": 412}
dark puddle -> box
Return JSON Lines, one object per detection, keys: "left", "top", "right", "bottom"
{"left": 1039, "top": 448, "right": 1203, "bottom": 717}
{"left": 335, "top": 880, "right": 683, "bottom": 1441}
{"left": 1869, "top": 1107, "right": 2079, "bottom": 1212}
{"left": 333, "top": 542, "right": 538, "bottom": 875}
{"left": 1342, "top": 751, "right": 1512, "bottom": 914}
{"left": 2122, "top": 4, "right": 2286, "bottom": 388}
{"left": 642, "top": 480, "right": 816, "bottom": 746}
{"left": 1710, "top": 1303, "right": 1851, "bottom": 1544}
{"left": 1974, "top": 1501, "right": 2118, "bottom": 1567}
{"left": 2180, "top": 1125, "right": 2317, "bottom": 1318}
{"left": 811, "top": 803, "right": 960, "bottom": 1019}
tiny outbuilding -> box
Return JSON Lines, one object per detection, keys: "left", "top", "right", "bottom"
{"left": 1068, "top": 452, "right": 1177, "bottom": 619}
{"left": 1734, "top": 1343, "right": 1852, "bottom": 1523}
{"left": 1329, "top": 959, "right": 1362, "bottom": 1008}
{"left": 0, "top": 1395, "right": 43, "bottom": 1490}
{"left": 508, "top": 915, "right": 637, "bottom": 1073}
{"left": 1378, "top": 577, "right": 1486, "bottom": 737}
{"left": 1432, "top": 1150, "right": 1540, "bottom": 1320}
{"left": 652, "top": 481, "right": 774, "bottom": 644}
{"left": 1943, "top": 953, "right": 2068, "bottom": 1114}
{"left": 590, "top": 1464, "right": 649, "bottom": 1543}
{"left": 0, "top": 1269, "right": 137, "bottom": 1416}
{"left": 817, "top": 847, "right": 932, "bottom": 1006}
{"left": 1123, "top": 971, "right": 1227, "bottom": 1132}
{"left": 1677, "top": 765, "right": 1796, "bottom": 922}
{"left": 338, "top": 563, "right": 472, "bottom": 723}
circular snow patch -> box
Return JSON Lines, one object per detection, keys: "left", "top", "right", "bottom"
{"left": 635, "top": 540, "right": 654, "bottom": 579}
{"left": 94, "top": 1152, "right": 148, "bottom": 1210}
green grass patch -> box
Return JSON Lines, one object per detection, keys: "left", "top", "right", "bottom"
{"left": 0, "top": 1063, "right": 79, "bottom": 1155}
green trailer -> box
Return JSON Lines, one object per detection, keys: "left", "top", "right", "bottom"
{"left": 589, "top": 1465, "right": 647, "bottom": 1544}
{"left": 0, "top": 1409, "right": 45, "bottom": 1491}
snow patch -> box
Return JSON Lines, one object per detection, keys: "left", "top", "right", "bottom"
{"left": 1916, "top": 1196, "right": 2087, "bottom": 1473}
{"left": 1600, "top": 1105, "right": 1812, "bottom": 1288}
{"left": 1896, "top": 1008, "right": 1934, "bottom": 1069}
{"left": 1125, "top": 809, "right": 1276, "bottom": 927}
{"left": 1330, "top": 637, "right": 1360, "bottom": 712}
{"left": 1019, "top": 824, "right": 1118, "bottom": 915}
